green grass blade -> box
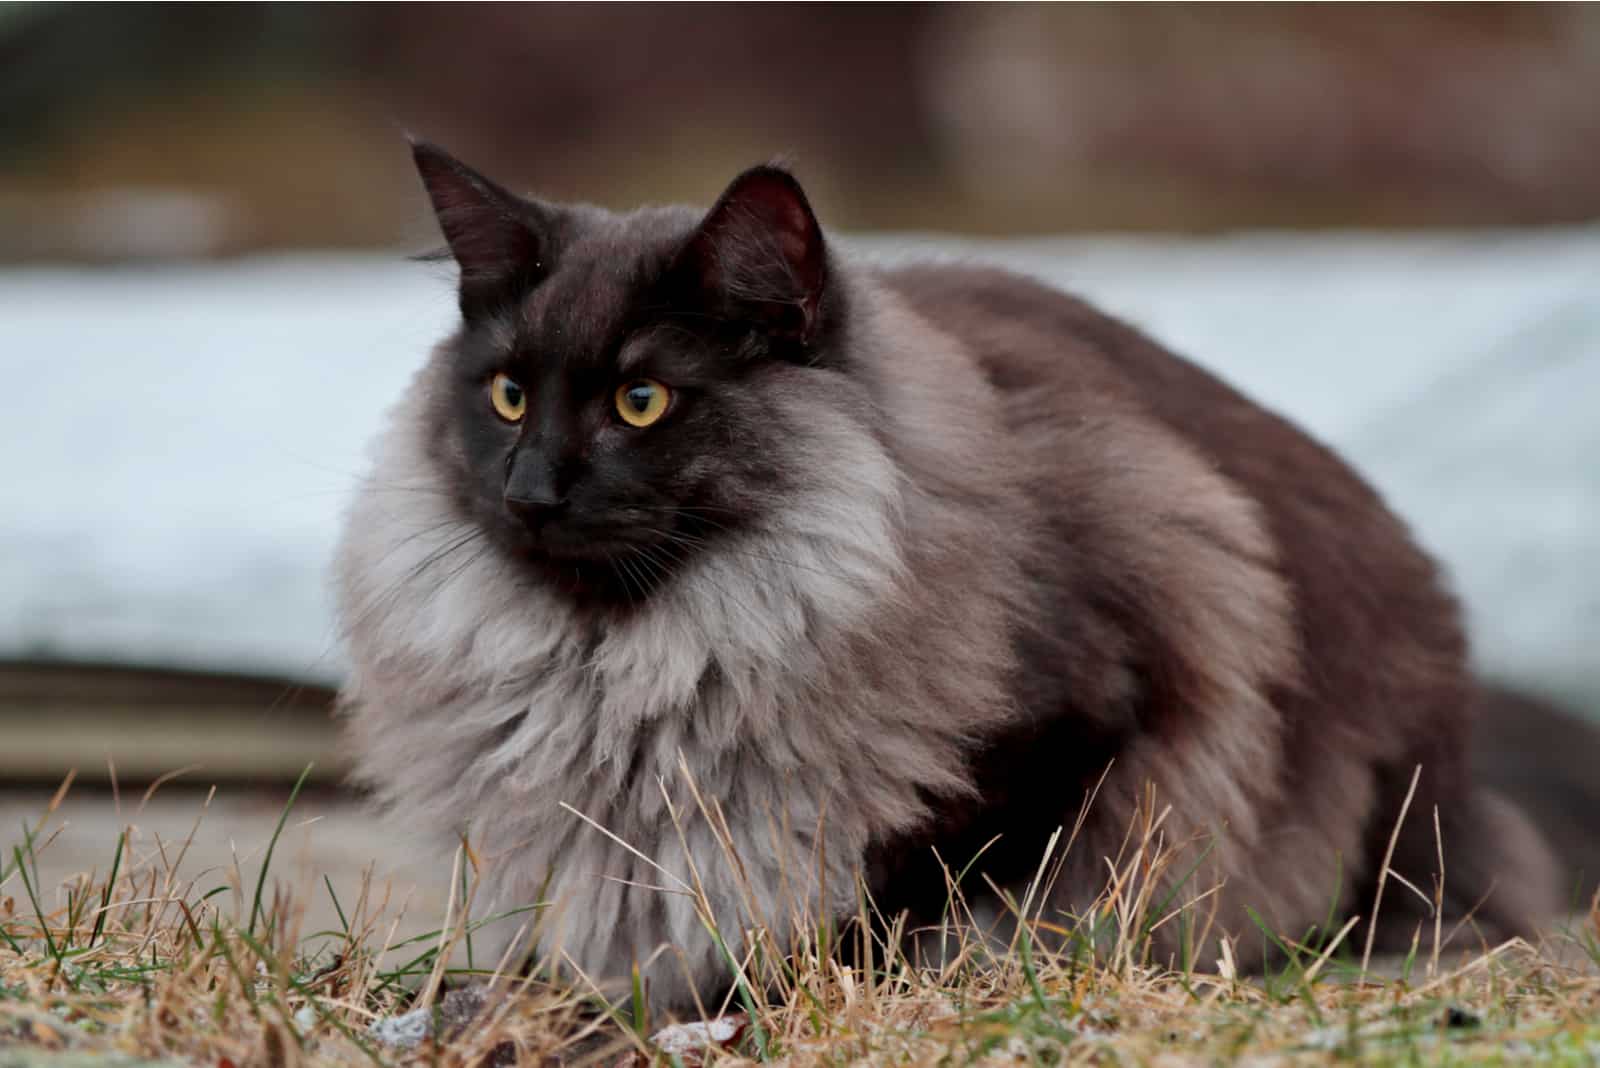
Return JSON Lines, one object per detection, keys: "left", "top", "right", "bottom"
{"left": 249, "top": 763, "right": 314, "bottom": 937}
{"left": 88, "top": 828, "right": 125, "bottom": 949}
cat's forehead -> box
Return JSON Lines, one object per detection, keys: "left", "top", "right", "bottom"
{"left": 505, "top": 205, "right": 697, "bottom": 370}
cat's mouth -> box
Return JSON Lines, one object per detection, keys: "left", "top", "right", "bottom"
{"left": 525, "top": 545, "right": 679, "bottom": 603}
{"left": 496, "top": 522, "right": 683, "bottom": 602}
{"left": 505, "top": 530, "right": 648, "bottom": 563}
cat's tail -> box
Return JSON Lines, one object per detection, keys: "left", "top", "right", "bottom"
{"left": 1472, "top": 684, "right": 1600, "bottom": 911}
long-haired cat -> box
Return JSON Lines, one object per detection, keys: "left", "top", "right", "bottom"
{"left": 335, "top": 141, "right": 1582, "bottom": 1014}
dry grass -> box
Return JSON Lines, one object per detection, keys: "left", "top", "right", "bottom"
{"left": 2, "top": 770, "right": 1598, "bottom": 1067}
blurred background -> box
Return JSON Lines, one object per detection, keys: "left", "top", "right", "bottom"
{"left": 1, "top": 3, "right": 1596, "bottom": 915}
{"left": 8, "top": 3, "right": 1600, "bottom": 261}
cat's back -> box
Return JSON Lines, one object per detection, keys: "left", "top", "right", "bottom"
{"left": 879, "top": 259, "right": 1468, "bottom": 762}
{"left": 880, "top": 260, "right": 1382, "bottom": 507}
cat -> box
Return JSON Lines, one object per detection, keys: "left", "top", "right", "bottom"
{"left": 335, "top": 140, "right": 1579, "bottom": 1015}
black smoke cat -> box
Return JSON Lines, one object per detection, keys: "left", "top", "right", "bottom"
{"left": 335, "top": 141, "right": 1582, "bottom": 1013}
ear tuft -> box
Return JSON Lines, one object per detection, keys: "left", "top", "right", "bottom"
{"left": 410, "top": 140, "right": 547, "bottom": 317}
{"left": 681, "top": 165, "right": 827, "bottom": 342}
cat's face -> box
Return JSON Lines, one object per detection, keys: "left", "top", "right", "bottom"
{"left": 410, "top": 142, "right": 849, "bottom": 604}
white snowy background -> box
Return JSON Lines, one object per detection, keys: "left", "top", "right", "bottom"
{"left": 2, "top": 230, "right": 1596, "bottom": 710}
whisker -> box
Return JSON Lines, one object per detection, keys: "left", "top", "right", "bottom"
{"left": 346, "top": 526, "right": 488, "bottom": 636}
{"left": 634, "top": 540, "right": 795, "bottom": 653}
{"left": 640, "top": 521, "right": 867, "bottom": 587}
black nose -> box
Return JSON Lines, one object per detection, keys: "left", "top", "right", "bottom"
{"left": 505, "top": 493, "right": 568, "bottom": 530}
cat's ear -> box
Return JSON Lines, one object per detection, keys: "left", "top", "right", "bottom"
{"left": 678, "top": 165, "right": 827, "bottom": 343}
{"left": 411, "top": 139, "right": 550, "bottom": 318}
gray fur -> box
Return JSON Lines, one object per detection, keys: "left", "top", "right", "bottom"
{"left": 337, "top": 273, "right": 1031, "bottom": 1007}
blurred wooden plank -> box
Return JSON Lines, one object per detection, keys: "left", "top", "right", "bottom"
{"left": 0, "top": 662, "right": 342, "bottom": 784}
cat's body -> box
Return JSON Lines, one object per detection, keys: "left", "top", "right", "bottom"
{"left": 336, "top": 144, "right": 1569, "bottom": 1014}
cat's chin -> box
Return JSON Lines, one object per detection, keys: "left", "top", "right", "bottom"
{"left": 503, "top": 538, "right": 677, "bottom": 605}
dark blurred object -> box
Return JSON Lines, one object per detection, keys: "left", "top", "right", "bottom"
{"left": 4, "top": 4, "right": 1600, "bottom": 252}
{"left": 1473, "top": 685, "right": 1600, "bottom": 906}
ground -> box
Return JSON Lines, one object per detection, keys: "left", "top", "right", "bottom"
{"left": 2, "top": 784, "right": 1597, "bottom": 1066}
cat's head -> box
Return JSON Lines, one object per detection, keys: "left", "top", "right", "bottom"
{"left": 406, "top": 140, "right": 870, "bottom": 606}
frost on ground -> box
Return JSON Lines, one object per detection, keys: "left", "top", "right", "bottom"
{"left": 1, "top": 229, "right": 1596, "bottom": 708}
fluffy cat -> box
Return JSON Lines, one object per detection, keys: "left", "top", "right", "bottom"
{"left": 335, "top": 141, "right": 1572, "bottom": 1014}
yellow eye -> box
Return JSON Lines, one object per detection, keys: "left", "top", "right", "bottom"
{"left": 489, "top": 372, "right": 526, "bottom": 423}
{"left": 614, "top": 379, "right": 671, "bottom": 428}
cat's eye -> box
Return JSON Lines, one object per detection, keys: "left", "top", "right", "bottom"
{"left": 489, "top": 373, "right": 526, "bottom": 423}
{"left": 614, "top": 379, "right": 671, "bottom": 428}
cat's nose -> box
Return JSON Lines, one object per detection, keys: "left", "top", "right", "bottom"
{"left": 504, "top": 492, "right": 568, "bottom": 530}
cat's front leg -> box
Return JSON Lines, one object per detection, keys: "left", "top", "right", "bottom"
{"left": 617, "top": 794, "right": 865, "bottom": 1016}
{"left": 472, "top": 790, "right": 865, "bottom": 1019}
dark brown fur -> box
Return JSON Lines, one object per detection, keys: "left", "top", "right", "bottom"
{"left": 870, "top": 266, "right": 1562, "bottom": 963}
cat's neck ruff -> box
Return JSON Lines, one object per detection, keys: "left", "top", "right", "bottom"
{"left": 332, "top": 324, "right": 931, "bottom": 849}
{"left": 339, "top": 379, "right": 905, "bottom": 719}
